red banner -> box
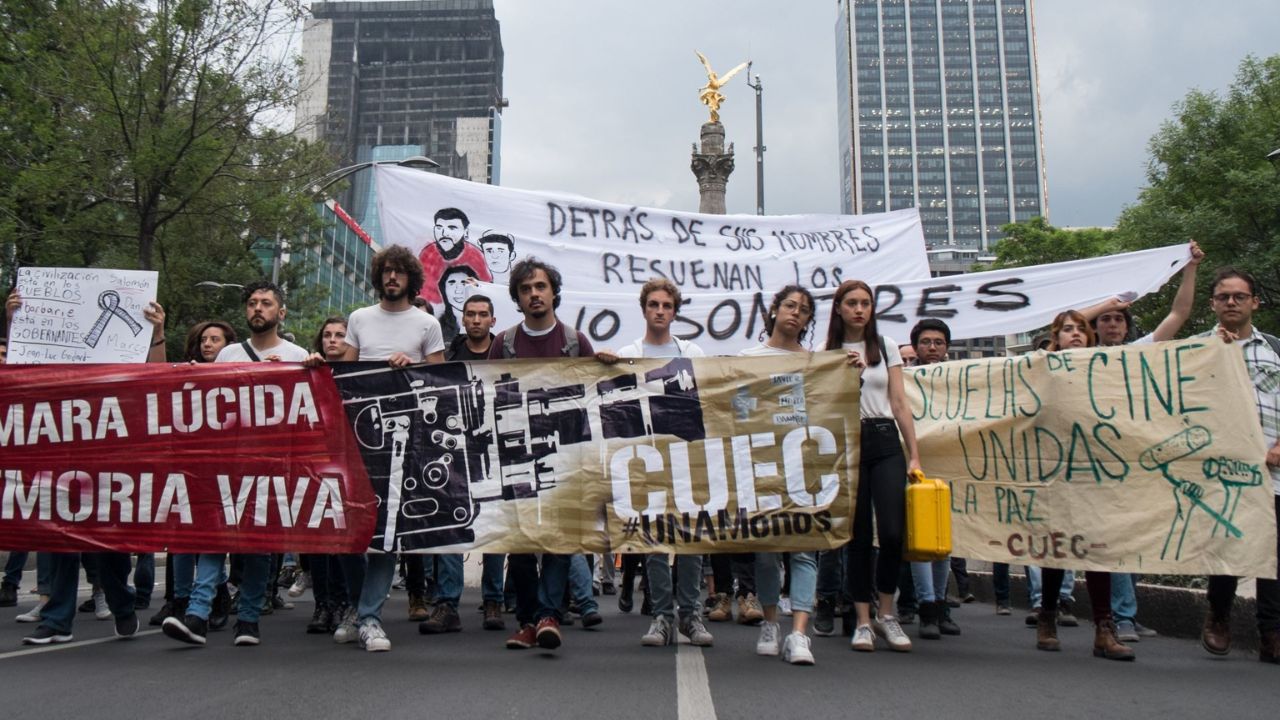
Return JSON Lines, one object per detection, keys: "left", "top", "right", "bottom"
{"left": 0, "top": 363, "right": 376, "bottom": 553}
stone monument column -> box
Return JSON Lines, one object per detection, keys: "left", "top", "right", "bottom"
{"left": 691, "top": 122, "right": 735, "bottom": 214}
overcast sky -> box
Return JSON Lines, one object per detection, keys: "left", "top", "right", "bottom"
{"left": 489, "top": 0, "right": 1280, "bottom": 228}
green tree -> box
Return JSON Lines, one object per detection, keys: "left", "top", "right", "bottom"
{"left": 991, "top": 216, "right": 1120, "bottom": 269}
{"left": 1115, "top": 54, "right": 1280, "bottom": 335}
{"left": 0, "top": 0, "right": 338, "bottom": 350}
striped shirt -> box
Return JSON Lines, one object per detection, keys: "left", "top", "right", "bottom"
{"left": 1199, "top": 326, "right": 1280, "bottom": 494}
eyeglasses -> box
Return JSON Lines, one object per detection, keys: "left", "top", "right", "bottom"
{"left": 1212, "top": 293, "right": 1254, "bottom": 304}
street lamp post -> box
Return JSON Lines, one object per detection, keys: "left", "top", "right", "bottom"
{"left": 271, "top": 155, "right": 440, "bottom": 283}
{"left": 746, "top": 63, "right": 765, "bottom": 216}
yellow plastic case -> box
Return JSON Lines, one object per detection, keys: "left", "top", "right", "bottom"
{"left": 904, "top": 469, "right": 952, "bottom": 562}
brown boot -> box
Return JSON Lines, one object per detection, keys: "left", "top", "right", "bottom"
{"left": 1201, "top": 611, "right": 1231, "bottom": 656}
{"left": 1036, "top": 608, "right": 1060, "bottom": 651}
{"left": 407, "top": 591, "right": 430, "bottom": 622}
{"left": 1260, "top": 629, "right": 1280, "bottom": 664}
{"left": 1093, "top": 616, "right": 1136, "bottom": 661}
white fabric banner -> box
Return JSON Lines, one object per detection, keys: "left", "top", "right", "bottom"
{"left": 374, "top": 167, "right": 930, "bottom": 353}
{"left": 871, "top": 245, "right": 1193, "bottom": 342}
{"left": 375, "top": 167, "right": 1191, "bottom": 351}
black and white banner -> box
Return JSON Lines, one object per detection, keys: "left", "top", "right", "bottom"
{"left": 374, "top": 167, "right": 1191, "bottom": 349}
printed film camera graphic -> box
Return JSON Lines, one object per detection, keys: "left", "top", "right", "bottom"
{"left": 597, "top": 358, "right": 706, "bottom": 443}
{"left": 341, "top": 362, "right": 596, "bottom": 551}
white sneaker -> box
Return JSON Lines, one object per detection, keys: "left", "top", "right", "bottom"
{"left": 16, "top": 601, "right": 45, "bottom": 623}
{"left": 851, "top": 623, "right": 875, "bottom": 652}
{"left": 332, "top": 607, "right": 359, "bottom": 644}
{"left": 287, "top": 572, "right": 311, "bottom": 598}
{"left": 782, "top": 631, "right": 815, "bottom": 665}
{"left": 93, "top": 590, "right": 111, "bottom": 620}
{"left": 873, "top": 615, "right": 913, "bottom": 652}
{"left": 779, "top": 596, "right": 793, "bottom": 616}
{"left": 358, "top": 620, "right": 391, "bottom": 652}
{"left": 755, "top": 620, "right": 780, "bottom": 656}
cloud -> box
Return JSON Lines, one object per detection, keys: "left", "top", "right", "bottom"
{"left": 490, "top": 0, "right": 1280, "bottom": 228}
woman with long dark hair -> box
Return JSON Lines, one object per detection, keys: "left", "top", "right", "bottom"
{"left": 740, "top": 285, "right": 820, "bottom": 665}
{"left": 1036, "top": 310, "right": 1134, "bottom": 661}
{"left": 823, "top": 279, "right": 920, "bottom": 653}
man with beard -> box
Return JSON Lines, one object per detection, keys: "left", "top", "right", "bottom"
{"left": 162, "top": 281, "right": 316, "bottom": 648}
{"left": 337, "top": 246, "right": 446, "bottom": 653}
{"left": 418, "top": 207, "right": 491, "bottom": 306}
{"left": 489, "top": 258, "right": 593, "bottom": 651}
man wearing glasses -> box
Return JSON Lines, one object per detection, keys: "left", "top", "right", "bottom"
{"left": 1197, "top": 267, "right": 1280, "bottom": 664}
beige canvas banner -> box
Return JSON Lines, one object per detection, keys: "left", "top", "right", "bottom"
{"left": 907, "top": 337, "right": 1276, "bottom": 577}
{"left": 332, "top": 351, "right": 860, "bottom": 554}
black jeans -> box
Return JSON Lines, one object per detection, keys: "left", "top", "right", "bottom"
{"left": 1208, "top": 495, "right": 1280, "bottom": 632}
{"left": 849, "top": 418, "right": 908, "bottom": 603}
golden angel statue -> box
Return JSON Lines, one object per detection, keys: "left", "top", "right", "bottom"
{"left": 695, "top": 50, "right": 749, "bottom": 123}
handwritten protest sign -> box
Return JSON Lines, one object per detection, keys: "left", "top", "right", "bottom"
{"left": 8, "top": 267, "right": 159, "bottom": 364}
{"left": 908, "top": 338, "right": 1276, "bottom": 577}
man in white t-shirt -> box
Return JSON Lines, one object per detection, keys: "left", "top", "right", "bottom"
{"left": 163, "top": 280, "right": 317, "bottom": 648}
{"left": 335, "top": 246, "right": 445, "bottom": 653}
{"left": 602, "top": 279, "right": 712, "bottom": 649}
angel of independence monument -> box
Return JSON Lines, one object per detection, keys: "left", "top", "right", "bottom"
{"left": 691, "top": 51, "right": 749, "bottom": 214}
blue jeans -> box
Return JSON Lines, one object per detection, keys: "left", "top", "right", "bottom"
{"left": 756, "top": 552, "right": 817, "bottom": 614}
{"left": 4, "top": 552, "right": 53, "bottom": 594}
{"left": 1111, "top": 572, "right": 1139, "bottom": 622}
{"left": 569, "top": 555, "right": 598, "bottom": 614}
{"left": 535, "top": 554, "right": 571, "bottom": 622}
{"left": 40, "top": 553, "right": 134, "bottom": 634}
{"left": 172, "top": 554, "right": 196, "bottom": 599}
{"left": 816, "top": 546, "right": 847, "bottom": 600}
{"left": 132, "top": 554, "right": 155, "bottom": 603}
{"left": 435, "top": 554, "right": 464, "bottom": 608}
{"left": 910, "top": 559, "right": 951, "bottom": 603}
{"left": 189, "top": 553, "right": 269, "bottom": 623}
{"left": 1027, "top": 567, "right": 1074, "bottom": 609}
{"left": 358, "top": 553, "right": 399, "bottom": 623}
{"left": 647, "top": 554, "right": 702, "bottom": 621}
{"left": 482, "top": 554, "right": 505, "bottom": 603}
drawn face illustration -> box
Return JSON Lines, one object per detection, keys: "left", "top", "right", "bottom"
{"left": 481, "top": 241, "right": 515, "bottom": 274}
{"left": 434, "top": 218, "right": 467, "bottom": 253}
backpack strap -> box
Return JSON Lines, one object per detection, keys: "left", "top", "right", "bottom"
{"left": 562, "top": 328, "right": 580, "bottom": 358}
{"left": 240, "top": 340, "right": 262, "bottom": 362}
{"left": 1260, "top": 332, "right": 1280, "bottom": 361}
{"left": 501, "top": 324, "right": 521, "bottom": 359}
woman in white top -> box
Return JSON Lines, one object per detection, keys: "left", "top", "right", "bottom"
{"left": 823, "top": 279, "right": 921, "bottom": 653}
{"left": 739, "top": 285, "right": 820, "bottom": 665}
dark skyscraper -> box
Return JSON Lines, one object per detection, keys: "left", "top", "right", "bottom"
{"left": 836, "top": 0, "right": 1047, "bottom": 251}
{"left": 297, "top": 0, "right": 505, "bottom": 237}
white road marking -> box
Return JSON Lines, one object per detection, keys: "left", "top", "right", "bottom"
{"left": 676, "top": 639, "right": 718, "bottom": 720}
{"left": 0, "top": 629, "right": 162, "bottom": 660}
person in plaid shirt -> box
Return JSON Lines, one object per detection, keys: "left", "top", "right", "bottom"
{"left": 1197, "top": 267, "right": 1280, "bottom": 663}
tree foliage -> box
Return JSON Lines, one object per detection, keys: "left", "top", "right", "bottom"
{"left": 0, "top": 0, "right": 338, "bottom": 351}
{"left": 991, "top": 216, "right": 1119, "bottom": 269}
{"left": 1114, "top": 54, "right": 1280, "bottom": 335}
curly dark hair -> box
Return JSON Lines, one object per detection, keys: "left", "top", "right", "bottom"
{"left": 508, "top": 257, "right": 562, "bottom": 310}
{"left": 761, "top": 285, "right": 816, "bottom": 345}
{"left": 241, "top": 280, "right": 284, "bottom": 307}
{"left": 183, "top": 321, "right": 237, "bottom": 363}
{"left": 371, "top": 245, "right": 425, "bottom": 299}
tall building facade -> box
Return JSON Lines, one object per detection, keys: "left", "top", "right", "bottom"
{"left": 297, "top": 0, "right": 504, "bottom": 236}
{"left": 835, "top": 0, "right": 1047, "bottom": 251}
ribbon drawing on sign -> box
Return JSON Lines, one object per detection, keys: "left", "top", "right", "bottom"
{"left": 83, "top": 290, "right": 144, "bottom": 348}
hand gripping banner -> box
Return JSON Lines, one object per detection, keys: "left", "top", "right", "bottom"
{"left": 331, "top": 352, "right": 861, "bottom": 554}
{"left": 0, "top": 363, "right": 377, "bottom": 553}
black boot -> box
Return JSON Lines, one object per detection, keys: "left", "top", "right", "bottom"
{"left": 918, "top": 600, "right": 941, "bottom": 639}
{"left": 209, "top": 583, "right": 231, "bottom": 630}
{"left": 938, "top": 600, "right": 961, "bottom": 636}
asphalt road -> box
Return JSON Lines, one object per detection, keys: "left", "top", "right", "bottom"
{"left": 0, "top": 571, "right": 1274, "bottom": 720}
